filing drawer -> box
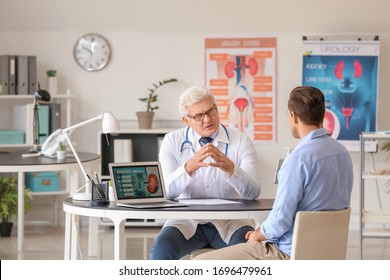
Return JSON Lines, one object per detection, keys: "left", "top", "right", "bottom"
{"left": 25, "top": 172, "right": 59, "bottom": 192}
{"left": 0, "top": 130, "right": 24, "bottom": 144}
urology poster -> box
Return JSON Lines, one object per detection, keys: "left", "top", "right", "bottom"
{"left": 205, "top": 37, "right": 277, "bottom": 144}
{"left": 302, "top": 40, "right": 379, "bottom": 151}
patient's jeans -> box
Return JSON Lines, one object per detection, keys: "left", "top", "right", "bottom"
{"left": 149, "top": 223, "right": 253, "bottom": 260}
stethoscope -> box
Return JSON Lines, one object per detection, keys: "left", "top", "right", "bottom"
{"left": 179, "top": 124, "right": 229, "bottom": 156}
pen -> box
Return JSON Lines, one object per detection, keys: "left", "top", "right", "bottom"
{"left": 95, "top": 184, "right": 106, "bottom": 200}
{"left": 94, "top": 171, "right": 101, "bottom": 184}
{"left": 87, "top": 174, "right": 95, "bottom": 184}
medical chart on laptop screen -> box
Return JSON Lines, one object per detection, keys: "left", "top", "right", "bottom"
{"left": 111, "top": 165, "right": 164, "bottom": 200}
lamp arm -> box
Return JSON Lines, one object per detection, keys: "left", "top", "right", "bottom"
{"left": 62, "top": 114, "right": 104, "bottom": 134}
{"left": 62, "top": 132, "right": 90, "bottom": 185}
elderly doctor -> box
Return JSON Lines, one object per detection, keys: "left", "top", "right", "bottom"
{"left": 149, "top": 85, "right": 261, "bottom": 260}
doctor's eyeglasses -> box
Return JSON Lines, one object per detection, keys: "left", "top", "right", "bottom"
{"left": 187, "top": 106, "right": 218, "bottom": 122}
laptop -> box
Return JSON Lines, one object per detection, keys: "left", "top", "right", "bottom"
{"left": 109, "top": 161, "right": 186, "bottom": 208}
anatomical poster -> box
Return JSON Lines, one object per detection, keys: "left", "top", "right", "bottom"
{"left": 205, "top": 37, "right": 277, "bottom": 144}
{"left": 302, "top": 39, "right": 379, "bottom": 151}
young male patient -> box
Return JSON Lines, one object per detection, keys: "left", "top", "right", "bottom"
{"left": 194, "top": 86, "right": 353, "bottom": 260}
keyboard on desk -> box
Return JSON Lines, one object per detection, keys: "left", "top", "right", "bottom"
{"left": 116, "top": 200, "right": 186, "bottom": 209}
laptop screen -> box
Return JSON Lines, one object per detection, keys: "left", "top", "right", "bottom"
{"left": 110, "top": 162, "right": 165, "bottom": 201}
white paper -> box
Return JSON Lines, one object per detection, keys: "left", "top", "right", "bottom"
{"left": 178, "top": 198, "right": 240, "bottom": 205}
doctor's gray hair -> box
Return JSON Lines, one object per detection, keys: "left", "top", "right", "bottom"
{"left": 178, "top": 86, "right": 216, "bottom": 117}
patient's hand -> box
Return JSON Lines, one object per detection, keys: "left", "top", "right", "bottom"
{"left": 245, "top": 227, "right": 265, "bottom": 243}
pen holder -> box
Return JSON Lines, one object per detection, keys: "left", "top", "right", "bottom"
{"left": 91, "top": 181, "right": 110, "bottom": 206}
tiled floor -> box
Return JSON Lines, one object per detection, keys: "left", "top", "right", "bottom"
{"left": 0, "top": 224, "right": 389, "bottom": 260}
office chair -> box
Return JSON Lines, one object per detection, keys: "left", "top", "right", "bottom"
{"left": 290, "top": 207, "right": 351, "bottom": 260}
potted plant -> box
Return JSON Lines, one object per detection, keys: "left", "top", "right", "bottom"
{"left": 56, "top": 141, "right": 67, "bottom": 160}
{"left": 0, "top": 177, "right": 32, "bottom": 237}
{"left": 46, "top": 69, "right": 58, "bottom": 95}
{"left": 136, "top": 78, "right": 178, "bottom": 129}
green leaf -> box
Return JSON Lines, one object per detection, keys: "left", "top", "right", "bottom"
{"left": 150, "top": 96, "right": 158, "bottom": 102}
{"left": 46, "top": 69, "right": 57, "bottom": 77}
{"left": 139, "top": 78, "right": 178, "bottom": 112}
{"left": 0, "top": 177, "right": 33, "bottom": 222}
{"left": 380, "top": 141, "right": 390, "bottom": 152}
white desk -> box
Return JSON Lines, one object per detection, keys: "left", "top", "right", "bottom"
{"left": 63, "top": 197, "right": 274, "bottom": 260}
{"left": 0, "top": 150, "right": 100, "bottom": 252}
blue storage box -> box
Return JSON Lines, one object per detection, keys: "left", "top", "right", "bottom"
{"left": 0, "top": 130, "right": 24, "bottom": 144}
{"left": 25, "top": 172, "right": 59, "bottom": 192}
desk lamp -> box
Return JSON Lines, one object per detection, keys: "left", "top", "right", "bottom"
{"left": 31, "top": 82, "right": 51, "bottom": 153}
{"left": 62, "top": 112, "right": 120, "bottom": 201}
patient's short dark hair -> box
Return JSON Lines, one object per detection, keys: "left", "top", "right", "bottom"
{"left": 288, "top": 86, "right": 325, "bottom": 126}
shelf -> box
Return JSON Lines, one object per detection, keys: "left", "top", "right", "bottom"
{"left": 362, "top": 228, "right": 390, "bottom": 238}
{"left": 98, "top": 129, "right": 173, "bottom": 177}
{"left": 0, "top": 94, "right": 76, "bottom": 100}
{"left": 99, "top": 217, "right": 164, "bottom": 227}
{"left": 30, "top": 190, "right": 68, "bottom": 196}
{"left": 359, "top": 132, "right": 390, "bottom": 259}
{"left": 0, "top": 143, "right": 32, "bottom": 149}
{"left": 363, "top": 210, "right": 390, "bottom": 223}
{"left": 0, "top": 93, "right": 74, "bottom": 148}
{"left": 111, "top": 128, "right": 174, "bottom": 134}
{"left": 361, "top": 132, "right": 390, "bottom": 140}
{"left": 1, "top": 92, "right": 76, "bottom": 228}
{"left": 97, "top": 129, "right": 172, "bottom": 228}
{"left": 363, "top": 173, "right": 390, "bottom": 179}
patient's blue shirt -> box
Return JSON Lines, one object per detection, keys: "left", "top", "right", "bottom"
{"left": 261, "top": 128, "right": 353, "bottom": 256}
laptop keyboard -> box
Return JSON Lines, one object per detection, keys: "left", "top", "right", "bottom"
{"left": 131, "top": 201, "right": 178, "bottom": 206}
{"left": 117, "top": 200, "right": 185, "bottom": 209}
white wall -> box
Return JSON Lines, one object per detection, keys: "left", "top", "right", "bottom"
{"left": 1, "top": 0, "right": 390, "bottom": 227}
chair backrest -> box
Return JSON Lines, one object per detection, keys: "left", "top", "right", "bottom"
{"left": 290, "top": 207, "right": 351, "bottom": 260}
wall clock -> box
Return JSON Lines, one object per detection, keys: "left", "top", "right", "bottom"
{"left": 73, "top": 33, "right": 111, "bottom": 71}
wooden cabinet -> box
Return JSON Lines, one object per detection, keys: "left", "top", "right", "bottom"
{"left": 359, "top": 132, "right": 390, "bottom": 259}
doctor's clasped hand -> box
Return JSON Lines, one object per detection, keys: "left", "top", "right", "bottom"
{"left": 185, "top": 142, "right": 235, "bottom": 177}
